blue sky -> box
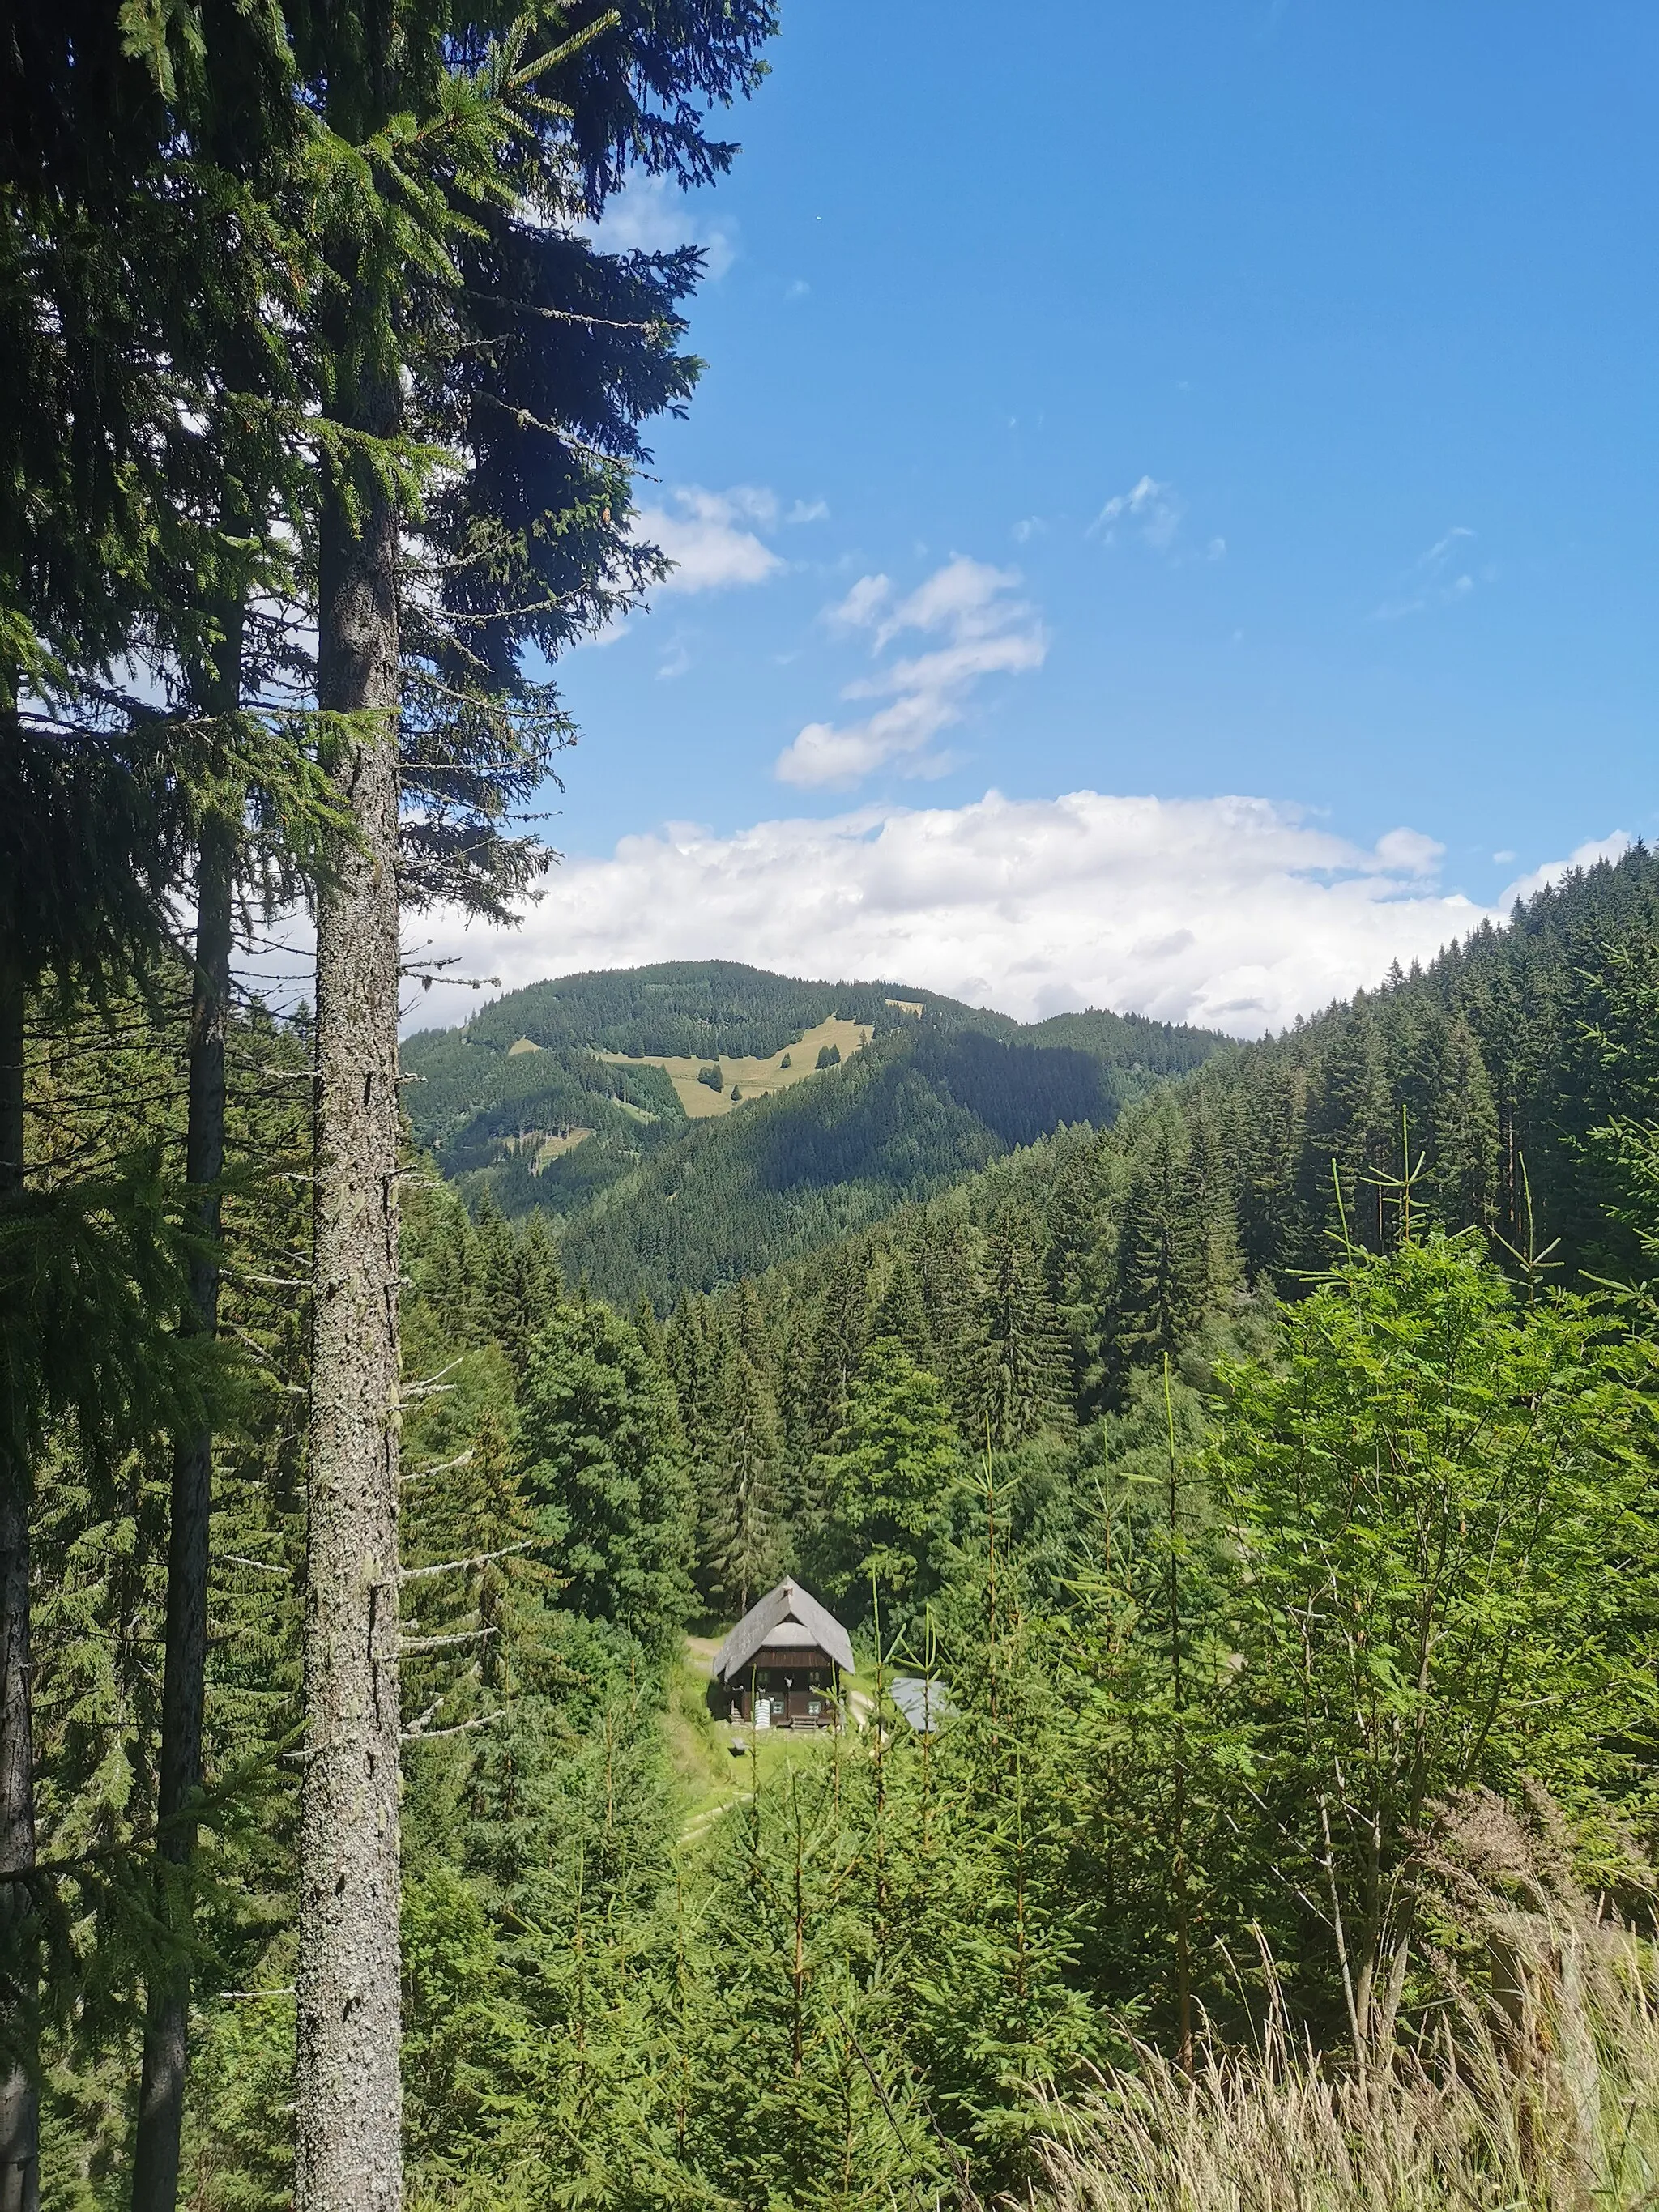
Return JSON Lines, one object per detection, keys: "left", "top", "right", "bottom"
{"left": 420, "top": 1, "right": 1659, "bottom": 1034}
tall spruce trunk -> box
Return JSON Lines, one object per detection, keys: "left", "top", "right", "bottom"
{"left": 0, "top": 960, "right": 38, "bottom": 2212}
{"left": 294, "top": 369, "right": 404, "bottom": 2212}
{"left": 130, "top": 620, "right": 239, "bottom": 2212}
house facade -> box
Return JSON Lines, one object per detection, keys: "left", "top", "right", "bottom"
{"left": 712, "top": 1579, "right": 855, "bottom": 1731}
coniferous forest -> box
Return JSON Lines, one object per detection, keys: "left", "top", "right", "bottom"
{"left": 400, "top": 961, "right": 1228, "bottom": 1303}
{"left": 7, "top": 6, "right": 1659, "bottom": 2212}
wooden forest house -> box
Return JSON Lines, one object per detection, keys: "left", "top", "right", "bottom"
{"left": 714, "top": 1579, "right": 854, "bottom": 1730}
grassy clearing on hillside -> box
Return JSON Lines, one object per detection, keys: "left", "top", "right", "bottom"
{"left": 534, "top": 1126, "right": 591, "bottom": 1162}
{"left": 667, "top": 1642, "right": 847, "bottom": 1846}
{"left": 600, "top": 1014, "right": 872, "bottom": 1119}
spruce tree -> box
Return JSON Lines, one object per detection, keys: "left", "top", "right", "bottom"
{"left": 711, "top": 1349, "right": 786, "bottom": 1617}
{"left": 1041, "top": 1126, "right": 1111, "bottom": 1391}
{"left": 812, "top": 1338, "right": 959, "bottom": 1630}
{"left": 731, "top": 1276, "right": 781, "bottom": 1398}
{"left": 914, "top": 1204, "right": 986, "bottom": 1430}
{"left": 803, "top": 1243, "right": 871, "bottom": 1449}
{"left": 664, "top": 1297, "right": 721, "bottom": 1464}
{"left": 284, "top": 12, "right": 774, "bottom": 2167}
{"left": 0, "top": 738, "right": 209, "bottom": 2212}
{"left": 979, "top": 1226, "right": 1073, "bottom": 1449}
{"left": 1233, "top": 1055, "right": 1310, "bottom": 1278}
{"left": 131, "top": 793, "right": 236, "bottom": 2212}
{"left": 680, "top": 1303, "right": 737, "bottom": 1608}
{"left": 1299, "top": 997, "right": 1393, "bottom": 1252}
{"left": 516, "top": 1300, "right": 693, "bottom": 1666}
{"left": 1427, "top": 1017, "right": 1500, "bottom": 1233}
{"left": 136, "top": 565, "right": 334, "bottom": 2212}
{"left": 476, "top": 1194, "right": 520, "bottom": 1346}
{"left": 1106, "top": 1106, "right": 1215, "bottom": 1393}
{"left": 870, "top": 1247, "right": 934, "bottom": 1371}
{"left": 0, "top": 974, "right": 222, "bottom": 2212}
{"left": 668, "top": 1303, "right": 782, "bottom": 1617}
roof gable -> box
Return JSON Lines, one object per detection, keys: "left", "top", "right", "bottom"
{"left": 714, "top": 1579, "right": 855, "bottom": 1680}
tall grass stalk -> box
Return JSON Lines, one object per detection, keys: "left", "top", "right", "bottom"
{"left": 1036, "top": 1794, "right": 1659, "bottom": 2212}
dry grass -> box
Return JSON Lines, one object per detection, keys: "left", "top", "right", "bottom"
{"left": 1035, "top": 1794, "right": 1659, "bottom": 2212}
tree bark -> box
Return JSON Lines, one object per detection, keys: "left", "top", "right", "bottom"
{"left": 294, "top": 369, "right": 403, "bottom": 2212}
{"left": 0, "top": 959, "right": 39, "bottom": 2212}
{"left": 130, "top": 702, "right": 238, "bottom": 2212}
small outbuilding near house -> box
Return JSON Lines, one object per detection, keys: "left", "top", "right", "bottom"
{"left": 888, "top": 1676, "right": 957, "bottom": 1735}
{"left": 714, "top": 1579, "right": 854, "bottom": 1730}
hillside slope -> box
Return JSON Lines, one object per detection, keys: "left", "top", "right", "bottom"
{"left": 559, "top": 1025, "right": 1141, "bottom": 1306}
{"left": 699, "top": 842, "right": 1659, "bottom": 1452}
{"left": 403, "top": 959, "right": 1230, "bottom": 1299}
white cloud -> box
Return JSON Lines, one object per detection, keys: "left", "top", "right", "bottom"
{"left": 1372, "top": 827, "right": 1444, "bottom": 876}
{"left": 1371, "top": 524, "right": 1480, "bottom": 620}
{"left": 633, "top": 485, "right": 784, "bottom": 595}
{"left": 405, "top": 790, "right": 1613, "bottom": 1040}
{"left": 827, "top": 573, "right": 892, "bottom": 629}
{"left": 593, "top": 174, "right": 736, "bottom": 279}
{"left": 775, "top": 556, "right": 1047, "bottom": 789}
{"left": 1495, "top": 831, "right": 1630, "bottom": 910}
{"left": 1092, "top": 475, "right": 1184, "bottom": 552}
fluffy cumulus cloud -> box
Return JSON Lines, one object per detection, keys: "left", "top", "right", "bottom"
{"left": 774, "top": 557, "right": 1047, "bottom": 789}
{"left": 405, "top": 794, "right": 1625, "bottom": 1040}
{"left": 630, "top": 484, "right": 787, "bottom": 595}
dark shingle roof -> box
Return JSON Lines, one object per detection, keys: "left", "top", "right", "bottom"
{"left": 714, "top": 1579, "right": 855, "bottom": 1681}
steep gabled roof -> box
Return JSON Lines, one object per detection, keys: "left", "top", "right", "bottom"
{"left": 714, "top": 1578, "right": 855, "bottom": 1681}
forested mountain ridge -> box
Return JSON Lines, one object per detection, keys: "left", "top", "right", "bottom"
{"left": 558, "top": 1021, "right": 1149, "bottom": 1307}
{"left": 689, "top": 842, "right": 1659, "bottom": 1470}
{"left": 403, "top": 958, "right": 1230, "bottom": 1294}
{"left": 431, "top": 958, "right": 923, "bottom": 1060}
